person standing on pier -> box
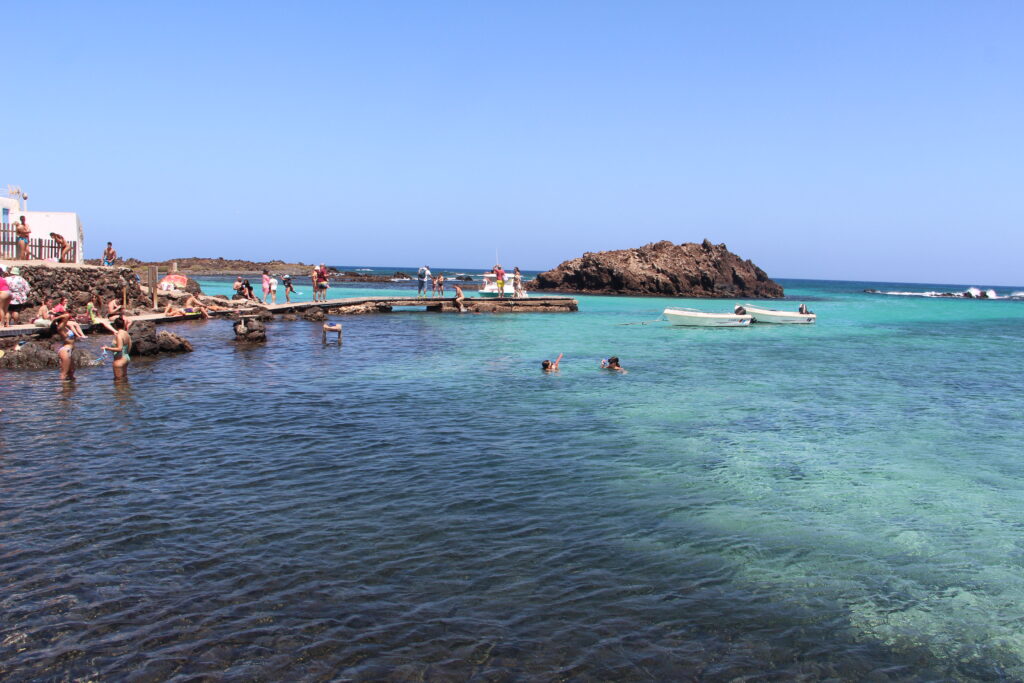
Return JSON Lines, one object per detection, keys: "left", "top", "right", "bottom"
{"left": 310, "top": 266, "right": 321, "bottom": 302}
{"left": 317, "top": 264, "right": 330, "bottom": 301}
{"left": 435, "top": 273, "right": 445, "bottom": 297}
{"left": 269, "top": 274, "right": 278, "bottom": 304}
{"left": 513, "top": 267, "right": 524, "bottom": 298}
{"left": 15, "top": 216, "right": 31, "bottom": 260}
{"left": 417, "top": 265, "right": 430, "bottom": 297}
{"left": 282, "top": 273, "right": 296, "bottom": 302}
{"left": 261, "top": 270, "right": 271, "bottom": 303}
{"left": 493, "top": 264, "right": 506, "bottom": 299}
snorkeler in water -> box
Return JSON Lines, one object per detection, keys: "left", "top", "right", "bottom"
{"left": 600, "top": 356, "right": 627, "bottom": 374}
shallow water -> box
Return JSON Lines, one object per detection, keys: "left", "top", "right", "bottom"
{"left": 2, "top": 277, "right": 1023, "bottom": 680}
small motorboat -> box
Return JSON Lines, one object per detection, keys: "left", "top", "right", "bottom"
{"left": 663, "top": 307, "right": 751, "bottom": 327}
{"left": 477, "top": 272, "right": 528, "bottom": 298}
{"left": 741, "top": 304, "right": 816, "bottom": 324}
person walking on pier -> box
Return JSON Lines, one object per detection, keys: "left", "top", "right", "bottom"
{"left": 15, "top": 216, "right": 31, "bottom": 260}
{"left": 282, "top": 273, "right": 296, "bottom": 302}
{"left": 513, "top": 267, "right": 524, "bottom": 298}
{"left": 268, "top": 274, "right": 278, "bottom": 304}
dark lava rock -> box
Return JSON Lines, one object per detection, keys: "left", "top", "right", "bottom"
{"left": 128, "top": 320, "right": 193, "bottom": 356}
{"left": 302, "top": 307, "right": 325, "bottom": 322}
{"left": 394, "top": 271, "right": 412, "bottom": 279}
{"left": 234, "top": 318, "right": 267, "bottom": 342}
{"left": 456, "top": 275, "right": 474, "bottom": 281}
{"left": 532, "top": 239, "right": 784, "bottom": 298}
{"left": 0, "top": 341, "right": 95, "bottom": 370}
{"left": 17, "top": 264, "right": 150, "bottom": 312}
{"left": 280, "top": 314, "right": 298, "bottom": 321}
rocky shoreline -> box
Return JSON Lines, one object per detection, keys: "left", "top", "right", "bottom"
{"left": 532, "top": 240, "right": 784, "bottom": 298}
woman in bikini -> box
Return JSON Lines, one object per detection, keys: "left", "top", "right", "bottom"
{"left": 58, "top": 330, "right": 76, "bottom": 381}
{"left": 87, "top": 293, "right": 119, "bottom": 334}
{"left": 50, "top": 233, "right": 73, "bottom": 262}
{"left": 51, "top": 297, "right": 88, "bottom": 338}
{"left": 103, "top": 316, "right": 133, "bottom": 380}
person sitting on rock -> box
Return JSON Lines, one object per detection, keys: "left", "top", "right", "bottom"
{"left": 452, "top": 284, "right": 467, "bottom": 312}
{"left": 87, "top": 293, "right": 119, "bottom": 334}
{"left": 51, "top": 297, "right": 88, "bottom": 339}
{"left": 542, "top": 353, "right": 563, "bottom": 373}
{"left": 107, "top": 297, "right": 123, "bottom": 318}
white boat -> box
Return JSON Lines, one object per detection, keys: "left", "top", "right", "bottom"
{"left": 663, "top": 307, "right": 751, "bottom": 327}
{"left": 741, "top": 304, "right": 816, "bottom": 324}
{"left": 477, "top": 272, "right": 527, "bottom": 298}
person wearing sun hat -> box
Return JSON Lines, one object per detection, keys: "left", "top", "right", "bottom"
{"left": 4, "top": 266, "right": 30, "bottom": 323}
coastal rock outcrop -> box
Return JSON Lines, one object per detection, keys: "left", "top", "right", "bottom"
{"left": 233, "top": 318, "right": 267, "bottom": 342}
{"left": 0, "top": 341, "right": 96, "bottom": 370}
{"left": 531, "top": 240, "right": 783, "bottom": 298}
{"left": 129, "top": 321, "right": 194, "bottom": 356}
{"left": 302, "top": 307, "right": 326, "bottom": 322}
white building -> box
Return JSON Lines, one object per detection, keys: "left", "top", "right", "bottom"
{"left": 1, "top": 194, "right": 85, "bottom": 264}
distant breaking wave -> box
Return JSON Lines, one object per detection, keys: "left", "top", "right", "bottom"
{"left": 865, "top": 287, "right": 1024, "bottom": 300}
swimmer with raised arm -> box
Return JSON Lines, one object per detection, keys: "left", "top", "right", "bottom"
{"left": 542, "top": 353, "right": 563, "bottom": 373}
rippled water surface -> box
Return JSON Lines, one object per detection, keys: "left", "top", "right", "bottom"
{"left": 2, "top": 278, "right": 1024, "bottom": 680}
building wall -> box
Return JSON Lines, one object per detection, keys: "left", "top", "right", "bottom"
{"left": 21, "top": 211, "right": 85, "bottom": 264}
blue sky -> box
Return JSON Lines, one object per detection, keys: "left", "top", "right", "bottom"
{"left": 6, "top": 1, "right": 1023, "bottom": 284}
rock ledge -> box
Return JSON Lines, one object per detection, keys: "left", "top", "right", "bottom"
{"left": 532, "top": 240, "right": 783, "bottom": 298}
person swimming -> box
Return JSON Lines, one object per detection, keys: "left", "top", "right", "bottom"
{"left": 542, "top": 353, "right": 563, "bottom": 373}
{"left": 600, "top": 356, "right": 627, "bottom": 373}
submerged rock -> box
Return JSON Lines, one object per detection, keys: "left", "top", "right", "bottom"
{"left": 128, "top": 321, "right": 194, "bottom": 356}
{"left": 233, "top": 318, "right": 267, "bottom": 342}
{"left": 532, "top": 239, "right": 784, "bottom": 298}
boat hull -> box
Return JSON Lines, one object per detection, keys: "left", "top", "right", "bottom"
{"left": 744, "top": 306, "right": 816, "bottom": 324}
{"left": 663, "top": 308, "right": 751, "bottom": 327}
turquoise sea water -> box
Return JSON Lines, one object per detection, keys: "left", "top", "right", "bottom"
{"left": 2, "top": 276, "right": 1023, "bottom": 679}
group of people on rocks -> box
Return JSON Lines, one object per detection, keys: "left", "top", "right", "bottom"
{"left": 2, "top": 283, "right": 134, "bottom": 380}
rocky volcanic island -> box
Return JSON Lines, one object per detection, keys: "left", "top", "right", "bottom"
{"left": 532, "top": 239, "right": 784, "bottom": 298}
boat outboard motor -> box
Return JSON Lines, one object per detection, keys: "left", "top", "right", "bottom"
{"left": 734, "top": 305, "right": 747, "bottom": 315}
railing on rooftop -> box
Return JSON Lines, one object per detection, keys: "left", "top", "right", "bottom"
{"left": 0, "top": 222, "right": 78, "bottom": 263}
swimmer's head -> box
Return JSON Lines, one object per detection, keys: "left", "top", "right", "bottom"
{"left": 542, "top": 360, "right": 551, "bottom": 369}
